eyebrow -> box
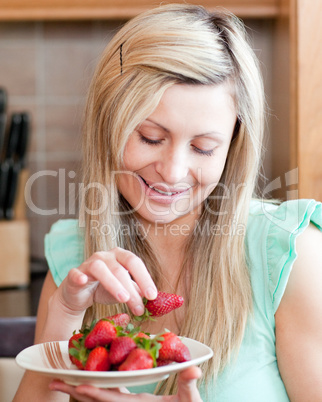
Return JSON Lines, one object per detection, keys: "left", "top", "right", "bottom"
{"left": 145, "top": 118, "right": 225, "bottom": 139}
{"left": 145, "top": 118, "right": 170, "bottom": 132}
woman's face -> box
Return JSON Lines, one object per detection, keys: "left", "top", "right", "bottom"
{"left": 117, "top": 83, "right": 237, "bottom": 226}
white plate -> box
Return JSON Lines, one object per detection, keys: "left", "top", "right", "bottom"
{"left": 16, "top": 337, "right": 213, "bottom": 388}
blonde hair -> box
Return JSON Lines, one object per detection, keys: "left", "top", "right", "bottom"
{"left": 80, "top": 3, "right": 264, "bottom": 396}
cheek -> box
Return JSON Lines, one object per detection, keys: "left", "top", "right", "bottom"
{"left": 200, "top": 147, "right": 231, "bottom": 184}
{"left": 197, "top": 159, "right": 226, "bottom": 187}
{"left": 122, "top": 144, "right": 139, "bottom": 171}
{"left": 122, "top": 137, "right": 151, "bottom": 171}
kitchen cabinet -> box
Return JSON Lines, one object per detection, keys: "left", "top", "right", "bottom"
{"left": 0, "top": 0, "right": 321, "bottom": 200}
{"left": 0, "top": 1, "right": 280, "bottom": 20}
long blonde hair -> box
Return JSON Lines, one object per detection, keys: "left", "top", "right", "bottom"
{"left": 80, "top": 3, "right": 264, "bottom": 395}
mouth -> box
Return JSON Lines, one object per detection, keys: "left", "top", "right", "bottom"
{"left": 139, "top": 176, "right": 190, "bottom": 196}
{"left": 139, "top": 177, "right": 179, "bottom": 196}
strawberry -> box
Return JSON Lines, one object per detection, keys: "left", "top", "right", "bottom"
{"left": 84, "top": 319, "right": 117, "bottom": 349}
{"left": 106, "top": 313, "right": 130, "bottom": 329}
{"left": 134, "top": 292, "right": 184, "bottom": 321}
{"left": 134, "top": 332, "right": 150, "bottom": 340}
{"left": 158, "top": 332, "right": 191, "bottom": 363}
{"left": 157, "top": 359, "right": 173, "bottom": 367}
{"left": 109, "top": 336, "right": 137, "bottom": 365}
{"left": 85, "top": 346, "right": 110, "bottom": 371}
{"left": 118, "top": 348, "right": 153, "bottom": 371}
{"left": 158, "top": 331, "right": 176, "bottom": 342}
{"left": 68, "top": 332, "right": 86, "bottom": 369}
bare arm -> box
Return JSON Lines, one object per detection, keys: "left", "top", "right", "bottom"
{"left": 14, "top": 248, "right": 158, "bottom": 401}
{"left": 275, "top": 224, "right": 322, "bottom": 400}
{"left": 14, "top": 271, "right": 72, "bottom": 402}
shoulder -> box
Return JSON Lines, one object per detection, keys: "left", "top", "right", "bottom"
{"left": 248, "top": 198, "right": 322, "bottom": 230}
{"left": 274, "top": 223, "right": 322, "bottom": 398}
{"left": 44, "top": 219, "right": 85, "bottom": 287}
{"left": 246, "top": 198, "right": 322, "bottom": 312}
{"left": 247, "top": 198, "right": 322, "bottom": 256}
{"left": 276, "top": 223, "right": 322, "bottom": 319}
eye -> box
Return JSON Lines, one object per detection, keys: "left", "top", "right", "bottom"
{"left": 138, "top": 133, "right": 162, "bottom": 146}
{"left": 191, "top": 145, "right": 215, "bottom": 157}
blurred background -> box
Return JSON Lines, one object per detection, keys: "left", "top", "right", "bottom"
{"left": 0, "top": 20, "right": 123, "bottom": 263}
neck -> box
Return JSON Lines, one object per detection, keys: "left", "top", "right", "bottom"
{"left": 142, "top": 213, "right": 198, "bottom": 249}
{"left": 135, "top": 214, "right": 197, "bottom": 284}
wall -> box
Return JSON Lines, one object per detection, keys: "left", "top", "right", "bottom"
{"left": 0, "top": 19, "right": 274, "bottom": 261}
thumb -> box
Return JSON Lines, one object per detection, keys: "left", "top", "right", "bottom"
{"left": 66, "top": 268, "right": 89, "bottom": 290}
{"left": 177, "top": 366, "right": 202, "bottom": 402}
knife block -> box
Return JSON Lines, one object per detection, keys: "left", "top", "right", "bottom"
{"left": 0, "top": 220, "right": 29, "bottom": 287}
{"left": 0, "top": 170, "right": 30, "bottom": 287}
{"left": 13, "top": 169, "right": 29, "bottom": 220}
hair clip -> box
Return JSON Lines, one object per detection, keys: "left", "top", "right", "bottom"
{"left": 120, "top": 43, "right": 123, "bottom": 75}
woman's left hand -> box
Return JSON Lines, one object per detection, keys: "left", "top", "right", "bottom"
{"left": 49, "top": 366, "right": 202, "bottom": 402}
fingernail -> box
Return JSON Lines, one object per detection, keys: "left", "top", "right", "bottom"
{"left": 117, "top": 290, "right": 130, "bottom": 303}
{"left": 145, "top": 287, "right": 157, "bottom": 299}
{"left": 134, "top": 305, "right": 144, "bottom": 316}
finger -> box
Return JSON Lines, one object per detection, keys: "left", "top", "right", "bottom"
{"left": 113, "top": 248, "right": 157, "bottom": 300}
{"left": 177, "top": 366, "right": 202, "bottom": 402}
{"left": 87, "top": 259, "right": 146, "bottom": 315}
{"left": 66, "top": 268, "right": 89, "bottom": 290}
{"left": 49, "top": 380, "right": 94, "bottom": 402}
{"left": 74, "top": 385, "right": 144, "bottom": 402}
{"left": 93, "top": 259, "right": 146, "bottom": 316}
{"left": 61, "top": 267, "right": 94, "bottom": 308}
{"left": 86, "top": 259, "right": 131, "bottom": 304}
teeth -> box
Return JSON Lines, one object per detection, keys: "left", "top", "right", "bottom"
{"left": 148, "top": 184, "right": 176, "bottom": 196}
{"left": 141, "top": 176, "right": 182, "bottom": 196}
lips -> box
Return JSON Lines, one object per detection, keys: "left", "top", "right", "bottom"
{"left": 138, "top": 175, "right": 191, "bottom": 205}
{"left": 140, "top": 177, "right": 180, "bottom": 196}
{"left": 140, "top": 176, "right": 189, "bottom": 195}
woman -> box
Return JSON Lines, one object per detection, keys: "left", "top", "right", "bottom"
{"left": 14, "top": 4, "right": 322, "bottom": 401}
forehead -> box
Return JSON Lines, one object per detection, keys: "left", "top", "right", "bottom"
{"left": 145, "top": 83, "right": 237, "bottom": 132}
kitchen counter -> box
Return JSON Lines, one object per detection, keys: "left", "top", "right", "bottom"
{"left": 0, "top": 271, "right": 46, "bottom": 317}
{"left": 0, "top": 268, "right": 46, "bottom": 357}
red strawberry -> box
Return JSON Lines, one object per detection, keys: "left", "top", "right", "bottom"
{"left": 106, "top": 313, "right": 130, "bottom": 329}
{"left": 135, "top": 292, "right": 184, "bottom": 321}
{"left": 84, "top": 320, "right": 117, "bottom": 349}
{"left": 134, "top": 332, "right": 150, "bottom": 340}
{"left": 157, "top": 359, "right": 173, "bottom": 367}
{"left": 85, "top": 346, "right": 110, "bottom": 371}
{"left": 158, "top": 332, "right": 191, "bottom": 363}
{"left": 109, "top": 336, "right": 137, "bottom": 365}
{"left": 158, "top": 332, "right": 176, "bottom": 343}
{"left": 68, "top": 333, "right": 85, "bottom": 369}
{"left": 119, "top": 348, "right": 153, "bottom": 371}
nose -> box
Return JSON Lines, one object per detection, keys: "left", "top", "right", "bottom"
{"left": 154, "top": 147, "right": 189, "bottom": 184}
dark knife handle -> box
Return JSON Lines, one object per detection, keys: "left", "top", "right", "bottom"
{"left": 4, "top": 162, "right": 20, "bottom": 220}
{"left": 0, "top": 160, "right": 10, "bottom": 220}
{"left": 16, "top": 112, "right": 30, "bottom": 168}
{"left": 0, "top": 88, "right": 7, "bottom": 159}
{"left": 0, "top": 88, "right": 7, "bottom": 114}
{"left": 0, "top": 114, "right": 6, "bottom": 159}
{"left": 5, "top": 113, "right": 22, "bottom": 160}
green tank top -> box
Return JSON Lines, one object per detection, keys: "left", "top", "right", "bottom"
{"left": 45, "top": 199, "right": 322, "bottom": 401}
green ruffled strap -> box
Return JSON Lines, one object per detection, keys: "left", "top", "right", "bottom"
{"left": 266, "top": 199, "right": 322, "bottom": 313}
{"left": 44, "top": 219, "right": 85, "bottom": 287}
